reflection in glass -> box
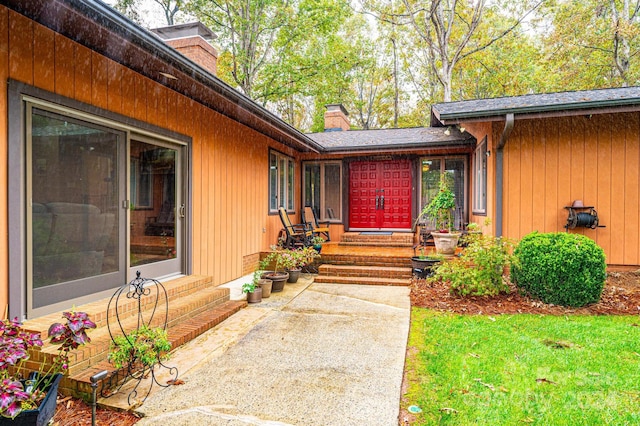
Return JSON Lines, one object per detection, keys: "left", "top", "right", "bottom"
{"left": 130, "top": 141, "right": 176, "bottom": 266}
{"left": 31, "top": 111, "right": 119, "bottom": 287}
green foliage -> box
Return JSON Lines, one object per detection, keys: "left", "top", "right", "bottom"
{"left": 109, "top": 325, "right": 171, "bottom": 369}
{"left": 511, "top": 232, "right": 606, "bottom": 307}
{"left": 420, "top": 173, "right": 456, "bottom": 231}
{"left": 405, "top": 309, "right": 640, "bottom": 425}
{"left": 429, "top": 230, "right": 512, "bottom": 297}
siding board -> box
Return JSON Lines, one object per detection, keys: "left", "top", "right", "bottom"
{"left": 0, "top": 7, "right": 9, "bottom": 310}
{"left": 91, "top": 53, "right": 108, "bottom": 110}
{"left": 610, "top": 114, "right": 626, "bottom": 264}
{"left": 74, "top": 44, "right": 92, "bottom": 104}
{"left": 54, "top": 34, "right": 74, "bottom": 98}
{"left": 543, "top": 119, "right": 559, "bottom": 232}
{"left": 8, "top": 11, "right": 33, "bottom": 85}
{"left": 556, "top": 117, "right": 573, "bottom": 230}
{"left": 33, "top": 25, "right": 55, "bottom": 93}
{"left": 595, "top": 116, "right": 612, "bottom": 259}
{"left": 624, "top": 114, "right": 640, "bottom": 265}
{"left": 106, "top": 59, "right": 123, "bottom": 114}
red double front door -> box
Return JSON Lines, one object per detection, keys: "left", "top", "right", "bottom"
{"left": 349, "top": 160, "right": 412, "bottom": 229}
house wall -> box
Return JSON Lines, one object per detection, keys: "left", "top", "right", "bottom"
{"left": 467, "top": 113, "right": 640, "bottom": 267}
{"left": 463, "top": 121, "right": 496, "bottom": 235}
{"left": 0, "top": 8, "right": 297, "bottom": 310}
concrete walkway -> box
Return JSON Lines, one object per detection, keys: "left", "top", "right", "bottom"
{"left": 128, "top": 275, "right": 410, "bottom": 425}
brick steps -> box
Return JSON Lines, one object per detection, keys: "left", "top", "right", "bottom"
{"left": 21, "top": 275, "right": 247, "bottom": 399}
{"left": 339, "top": 232, "right": 414, "bottom": 247}
{"left": 319, "top": 254, "right": 412, "bottom": 268}
{"left": 315, "top": 264, "right": 412, "bottom": 287}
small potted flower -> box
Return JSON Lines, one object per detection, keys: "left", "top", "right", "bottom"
{"left": 311, "top": 236, "right": 325, "bottom": 253}
{"left": 0, "top": 311, "right": 96, "bottom": 424}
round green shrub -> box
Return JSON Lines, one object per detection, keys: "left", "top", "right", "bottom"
{"left": 510, "top": 232, "right": 606, "bottom": 307}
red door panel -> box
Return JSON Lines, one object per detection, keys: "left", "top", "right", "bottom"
{"left": 349, "top": 160, "right": 412, "bottom": 229}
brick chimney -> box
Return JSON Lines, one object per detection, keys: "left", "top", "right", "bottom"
{"left": 151, "top": 22, "right": 218, "bottom": 75}
{"left": 324, "top": 104, "right": 350, "bottom": 132}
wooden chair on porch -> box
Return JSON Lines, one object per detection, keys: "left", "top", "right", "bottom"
{"left": 302, "top": 206, "right": 330, "bottom": 241}
{"left": 278, "top": 207, "right": 313, "bottom": 248}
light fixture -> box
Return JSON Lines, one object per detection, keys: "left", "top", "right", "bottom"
{"left": 159, "top": 71, "right": 178, "bottom": 80}
{"left": 444, "top": 127, "right": 451, "bottom": 136}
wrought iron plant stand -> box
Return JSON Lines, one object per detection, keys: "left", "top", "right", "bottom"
{"left": 101, "top": 271, "right": 178, "bottom": 405}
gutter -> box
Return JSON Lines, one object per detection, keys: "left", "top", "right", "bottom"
{"left": 495, "top": 113, "right": 514, "bottom": 237}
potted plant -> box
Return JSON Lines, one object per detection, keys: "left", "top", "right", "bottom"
{"left": 254, "top": 257, "right": 272, "bottom": 298}
{"left": 279, "top": 249, "right": 302, "bottom": 283}
{"left": 311, "top": 236, "right": 325, "bottom": 253}
{"left": 0, "top": 311, "right": 96, "bottom": 424}
{"left": 108, "top": 324, "right": 171, "bottom": 370}
{"left": 242, "top": 281, "right": 262, "bottom": 303}
{"left": 419, "top": 172, "right": 460, "bottom": 255}
{"left": 262, "top": 247, "right": 290, "bottom": 292}
{"left": 411, "top": 247, "right": 442, "bottom": 278}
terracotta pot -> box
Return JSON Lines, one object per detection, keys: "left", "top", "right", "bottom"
{"left": 246, "top": 286, "right": 262, "bottom": 303}
{"left": 258, "top": 279, "right": 272, "bottom": 298}
{"left": 263, "top": 272, "right": 289, "bottom": 292}
{"left": 432, "top": 232, "right": 460, "bottom": 256}
{"left": 287, "top": 268, "right": 302, "bottom": 283}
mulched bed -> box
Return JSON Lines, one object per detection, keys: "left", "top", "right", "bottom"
{"left": 52, "top": 396, "right": 140, "bottom": 425}
{"left": 410, "top": 270, "right": 640, "bottom": 315}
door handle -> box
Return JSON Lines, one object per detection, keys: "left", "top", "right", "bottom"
{"left": 179, "top": 204, "right": 185, "bottom": 218}
{"left": 375, "top": 195, "right": 379, "bottom": 210}
{"left": 381, "top": 196, "right": 385, "bottom": 210}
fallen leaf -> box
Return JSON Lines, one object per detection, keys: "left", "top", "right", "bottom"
{"left": 536, "top": 378, "right": 557, "bottom": 385}
{"left": 439, "top": 407, "right": 458, "bottom": 414}
{"left": 468, "top": 353, "right": 480, "bottom": 358}
{"left": 167, "top": 379, "right": 185, "bottom": 385}
{"left": 499, "top": 386, "right": 509, "bottom": 392}
{"left": 474, "top": 378, "right": 495, "bottom": 391}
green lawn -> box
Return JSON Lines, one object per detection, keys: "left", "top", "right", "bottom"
{"left": 404, "top": 309, "right": 640, "bottom": 425}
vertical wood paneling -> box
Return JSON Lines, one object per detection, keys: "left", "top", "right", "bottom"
{"left": 520, "top": 122, "right": 534, "bottom": 236}
{"left": 0, "top": 6, "right": 9, "bottom": 310}
{"left": 556, "top": 117, "right": 573, "bottom": 230}
{"left": 106, "top": 59, "right": 123, "bottom": 113}
{"left": 570, "top": 116, "right": 586, "bottom": 222}
{"left": 194, "top": 106, "right": 205, "bottom": 275}
{"left": 54, "top": 34, "right": 74, "bottom": 98}
{"left": 91, "top": 53, "right": 108, "bottom": 110}
{"left": 8, "top": 11, "right": 33, "bottom": 84}
{"left": 609, "top": 114, "right": 626, "bottom": 264}
{"left": 531, "top": 120, "right": 546, "bottom": 232}
{"left": 133, "top": 73, "right": 147, "bottom": 122}
{"left": 120, "top": 67, "right": 135, "bottom": 118}
{"left": 624, "top": 114, "right": 640, "bottom": 265}
{"left": 33, "top": 25, "right": 55, "bottom": 92}
{"left": 595, "top": 116, "right": 612, "bottom": 258}
{"left": 543, "top": 120, "right": 559, "bottom": 232}
{"left": 74, "top": 44, "right": 92, "bottom": 104}
{"left": 212, "top": 113, "right": 222, "bottom": 282}
{"left": 505, "top": 128, "right": 521, "bottom": 239}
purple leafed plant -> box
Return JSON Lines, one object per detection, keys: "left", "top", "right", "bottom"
{"left": 0, "top": 310, "right": 96, "bottom": 419}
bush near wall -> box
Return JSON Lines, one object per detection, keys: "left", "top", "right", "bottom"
{"left": 511, "top": 232, "right": 606, "bottom": 307}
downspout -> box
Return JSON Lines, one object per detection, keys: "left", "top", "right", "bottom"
{"left": 495, "top": 113, "right": 514, "bottom": 237}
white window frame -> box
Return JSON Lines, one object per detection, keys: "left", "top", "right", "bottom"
{"left": 269, "top": 150, "right": 295, "bottom": 212}
{"left": 473, "top": 137, "right": 488, "bottom": 215}
{"left": 302, "top": 161, "right": 343, "bottom": 222}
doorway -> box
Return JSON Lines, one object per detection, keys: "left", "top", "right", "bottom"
{"left": 349, "top": 159, "right": 412, "bottom": 230}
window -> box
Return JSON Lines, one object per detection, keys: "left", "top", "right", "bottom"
{"left": 420, "top": 157, "right": 466, "bottom": 229}
{"left": 303, "top": 162, "right": 342, "bottom": 221}
{"left": 473, "top": 137, "right": 487, "bottom": 214}
{"left": 269, "top": 150, "right": 294, "bottom": 212}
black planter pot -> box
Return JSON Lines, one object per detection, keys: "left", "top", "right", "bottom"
{"left": 286, "top": 268, "right": 301, "bottom": 283}
{"left": 411, "top": 257, "right": 441, "bottom": 279}
{"left": 263, "top": 272, "right": 289, "bottom": 292}
{"left": 0, "top": 374, "right": 62, "bottom": 426}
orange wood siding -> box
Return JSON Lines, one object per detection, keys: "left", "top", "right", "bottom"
{"left": 0, "top": 8, "right": 9, "bottom": 312}
{"left": 499, "top": 114, "right": 640, "bottom": 266}
{"left": 0, "top": 7, "right": 296, "bottom": 302}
